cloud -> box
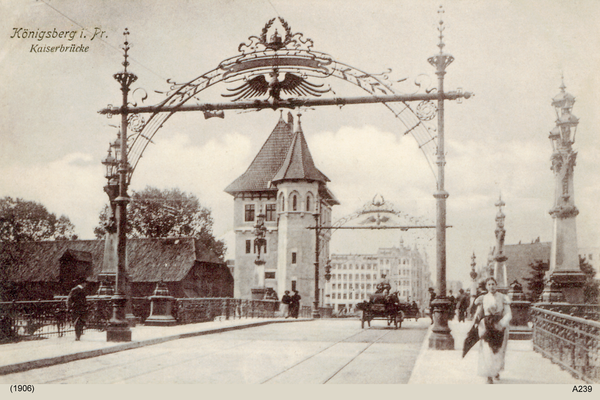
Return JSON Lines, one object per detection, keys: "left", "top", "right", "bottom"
{"left": 0, "top": 152, "right": 105, "bottom": 238}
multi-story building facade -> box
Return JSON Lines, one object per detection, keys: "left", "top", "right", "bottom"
{"left": 327, "top": 241, "right": 431, "bottom": 312}
{"left": 225, "top": 112, "right": 339, "bottom": 307}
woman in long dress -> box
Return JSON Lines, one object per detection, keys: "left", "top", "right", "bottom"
{"left": 472, "top": 277, "right": 512, "bottom": 384}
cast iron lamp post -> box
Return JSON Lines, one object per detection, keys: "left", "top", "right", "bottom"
{"left": 104, "top": 29, "right": 136, "bottom": 342}
{"left": 427, "top": 7, "right": 455, "bottom": 349}
{"left": 312, "top": 203, "right": 321, "bottom": 318}
{"left": 324, "top": 259, "right": 332, "bottom": 307}
{"left": 253, "top": 209, "right": 268, "bottom": 298}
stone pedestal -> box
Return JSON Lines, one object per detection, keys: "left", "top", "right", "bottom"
{"left": 106, "top": 294, "right": 132, "bottom": 342}
{"left": 547, "top": 270, "right": 586, "bottom": 304}
{"left": 96, "top": 278, "right": 115, "bottom": 296}
{"left": 145, "top": 282, "right": 177, "bottom": 326}
{"left": 540, "top": 278, "right": 566, "bottom": 303}
{"left": 251, "top": 287, "right": 267, "bottom": 300}
{"left": 507, "top": 281, "right": 532, "bottom": 340}
{"left": 428, "top": 297, "right": 454, "bottom": 350}
{"left": 318, "top": 306, "right": 333, "bottom": 318}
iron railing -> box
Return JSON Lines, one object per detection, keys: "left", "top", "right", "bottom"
{"left": 532, "top": 305, "right": 600, "bottom": 383}
{"left": 0, "top": 297, "right": 115, "bottom": 342}
{"left": 174, "top": 298, "right": 281, "bottom": 323}
{"left": 1, "top": 297, "right": 315, "bottom": 343}
{"left": 535, "top": 303, "right": 599, "bottom": 321}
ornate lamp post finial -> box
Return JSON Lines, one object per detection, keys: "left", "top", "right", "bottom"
{"left": 437, "top": 5, "right": 446, "bottom": 54}
{"left": 122, "top": 28, "right": 131, "bottom": 73}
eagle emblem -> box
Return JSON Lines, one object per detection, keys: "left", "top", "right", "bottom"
{"left": 222, "top": 68, "right": 329, "bottom": 103}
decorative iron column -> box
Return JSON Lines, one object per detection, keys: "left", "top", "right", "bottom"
{"left": 541, "top": 79, "right": 586, "bottom": 304}
{"left": 251, "top": 208, "right": 268, "bottom": 300}
{"left": 324, "top": 259, "right": 332, "bottom": 307}
{"left": 469, "top": 252, "right": 478, "bottom": 315}
{"left": 493, "top": 196, "right": 508, "bottom": 291}
{"left": 313, "top": 203, "right": 321, "bottom": 318}
{"left": 428, "top": 7, "right": 454, "bottom": 350}
{"left": 106, "top": 29, "right": 136, "bottom": 342}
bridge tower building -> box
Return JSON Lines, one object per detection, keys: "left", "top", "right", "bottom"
{"left": 225, "top": 112, "right": 339, "bottom": 307}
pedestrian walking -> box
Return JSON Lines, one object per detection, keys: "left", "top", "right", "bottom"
{"left": 471, "top": 277, "right": 512, "bottom": 384}
{"left": 281, "top": 290, "right": 291, "bottom": 318}
{"left": 290, "top": 290, "right": 301, "bottom": 319}
{"left": 448, "top": 290, "right": 456, "bottom": 321}
{"left": 428, "top": 287, "right": 436, "bottom": 325}
{"left": 67, "top": 281, "right": 88, "bottom": 341}
{"left": 457, "top": 289, "right": 470, "bottom": 322}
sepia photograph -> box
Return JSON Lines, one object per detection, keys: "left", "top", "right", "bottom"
{"left": 0, "top": 0, "right": 598, "bottom": 394}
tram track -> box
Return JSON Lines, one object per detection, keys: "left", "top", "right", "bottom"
{"left": 260, "top": 327, "right": 392, "bottom": 384}
{"left": 4, "top": 320, "right": 427, "bottom": 384}
{"left": 43, "top": 338, "right": 255, "bottom": 384}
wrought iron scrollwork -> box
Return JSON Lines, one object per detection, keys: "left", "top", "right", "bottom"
{"left": 119, "top": 18, "right": 443, "bottom": 182}
{"left": 416, "top": 101, "right": 437, "bottom": 121}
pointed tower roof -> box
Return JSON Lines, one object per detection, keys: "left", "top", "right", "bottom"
{"left": 224, "top": 112, "right": 294, "bottom": 194}
{"left": 272, "top": 114, "right": 330, "bottom": 184}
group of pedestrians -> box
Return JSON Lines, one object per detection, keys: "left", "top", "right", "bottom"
{"left": 280, "top": 290, "right": 301, "bottom": 318}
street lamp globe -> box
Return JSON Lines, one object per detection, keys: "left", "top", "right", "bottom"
{"left": 550, "top": 83, "right": 579, "bottom": 146}
{"left": 102, "top": 146, "right": 117, "bottom": 179}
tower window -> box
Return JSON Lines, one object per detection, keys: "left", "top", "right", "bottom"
{"left": 306, "top": 195, "right": 311, "bottom": 211}
{"left": 244, "top": 204, "right": 255, "bottom": 221}
{"left": 245, "top": 240, "right": 251, "bottom": 254}
{"left": 265, "top": 204, "right": 276, "bottom": 221}
{"left": 292, "top": 252, "right": 297, "bottom": 264}
{"left": 292, "top": 195, "right": 298, "bottom": 211}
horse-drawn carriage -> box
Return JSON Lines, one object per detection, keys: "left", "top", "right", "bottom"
{"left": 356, "top": 292, "right": 413, "bottom": 329}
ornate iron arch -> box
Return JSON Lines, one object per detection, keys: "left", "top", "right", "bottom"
{"left": 330, "top": 194, "right": 434, "bottom": 232}
{"left": 115, "top": 18, "right": 441, "bottom": 183}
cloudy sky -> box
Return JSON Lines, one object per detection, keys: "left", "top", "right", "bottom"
{"left": 1, "top": 0, "right": 598, "bottom": 286}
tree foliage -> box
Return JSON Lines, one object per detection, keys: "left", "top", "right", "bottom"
{"left": 523, "top": 257, "right": 599, "bottom": 304}
{"left": 0, "top": 197, "right": 77, "bottom": 300}
{"left": 523, "top": 260, "right": 548, "bottom": 302}
{"left": 94, "top": 186, "right": 226, "bottom": 261}
{"left": 0, "top": 196, "right": 77, "bottom": 242}
{"left": 580, "top": 255, "right": 599, "bottom": 304}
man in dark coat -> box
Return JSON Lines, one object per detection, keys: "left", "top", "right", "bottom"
{"left": 448, "top": 290, "right": 457, "bottom": 321}
{"left": 281, "top": 290, "right": 291, "bottom": 318}
{"left": 428, "top": 287, "right": 436, "bottom": 325}
{"left": 457, "top": 288, "right": 470, "bottom": 322}
{"left": 67, "top": 281, "right": 88, "bottom": 341}
{"left": 290, "top": 290, "right": 301, "bottom": 319}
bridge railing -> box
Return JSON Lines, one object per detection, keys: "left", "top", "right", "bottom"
{"left": 0, "top": 297, "right": 119, "bottom": 343}
{"left": 174, "top": 298, "right": 281, "bottom": 323}
{"left": 1, "top": 297, "right": 313, "bottom": 343}
{"left": 531, "top": 305, "right": 600, "bottom": 383}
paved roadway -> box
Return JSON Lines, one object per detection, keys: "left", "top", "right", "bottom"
{"left": 1, "top": 319, "right": 429, "bottom": 384}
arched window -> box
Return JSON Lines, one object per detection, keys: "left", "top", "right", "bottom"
{"left": 292, "top": 195, "right": 297, "bottom": 211}
{"left": 279, "top": 193, "right": 285, "bottom": 211}
{"left": 306, "top": 195, "right": 311, "bottom": 211}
